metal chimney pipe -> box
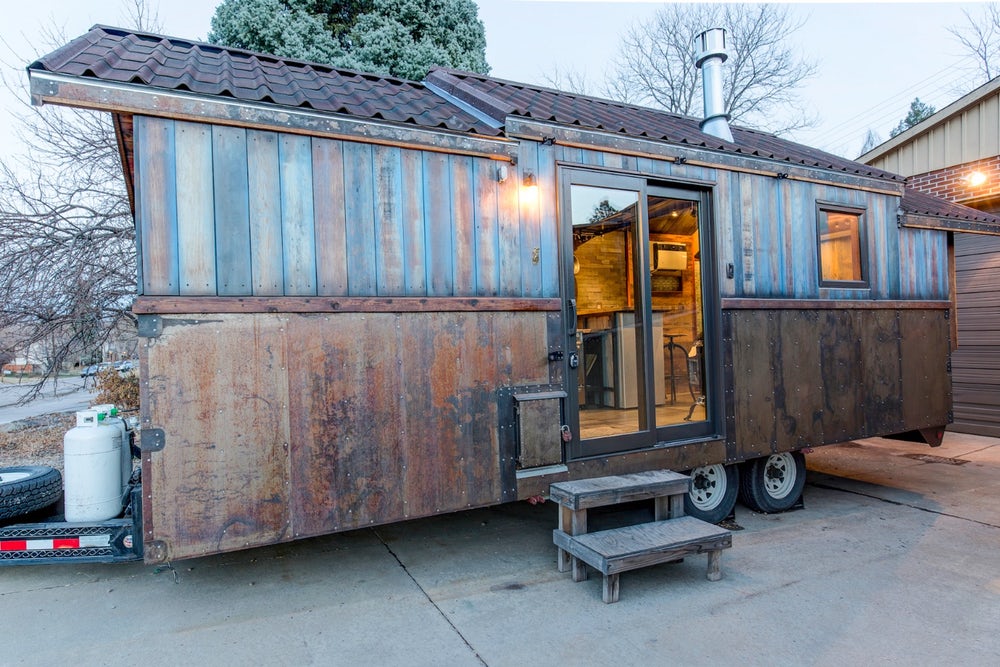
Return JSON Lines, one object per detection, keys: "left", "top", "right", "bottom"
{"left": 694, "top": 28, "right": 734, "bottom": 143}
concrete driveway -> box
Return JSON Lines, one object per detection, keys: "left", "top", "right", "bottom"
{"left": 2, "top": 432, "right": 998, "bottom": 666}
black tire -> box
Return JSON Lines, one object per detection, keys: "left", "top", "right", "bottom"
{"left": 0, "top": 466, "right": 63, "bottom": 521}
{"left": 738, "top": 452, "right": 806, "bottom": 513}
{"left": 683, "top": 463, "right": 739, "bottom": 524}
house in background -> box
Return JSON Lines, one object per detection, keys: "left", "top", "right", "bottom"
{"left": 862, "top": 77, "right": 1000, "bottom": 437}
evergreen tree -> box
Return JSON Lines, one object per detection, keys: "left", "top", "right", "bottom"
{"left": 209, "top": 0, "right": 345, "bottom": 63}
{"left": 208, "top": 0, "right": 489, "bottom": 79}
{"left": 347, "top": 0, "right": 489, "bottom": 79}
{"left": 890, "top": 98, "right": 937, "bottom": 137}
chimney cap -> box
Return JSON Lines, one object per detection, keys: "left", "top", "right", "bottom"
{"left": 694, "top": 28, "right": 729, "bottom": 68}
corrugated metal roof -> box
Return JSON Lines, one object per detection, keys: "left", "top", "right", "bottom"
{"left": 426, "top": 68, "right": 904, "bottom": 182}
{"left": 901, "top": 186, "right": 1000, "bottom": 225}
{"left": 28, "top": 25, "right": 503, "bottom": 136}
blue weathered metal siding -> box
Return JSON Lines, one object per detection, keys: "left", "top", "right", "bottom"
{"left": 547, "top": 144, "right": 947, "bottom": 302}
{"left": 134, "top": 116, "right": 552, "bottom": 299}
{"left": 135, "top": 115, "right": 947, "bottom": 303}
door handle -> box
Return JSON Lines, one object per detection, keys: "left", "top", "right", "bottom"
{"left": 567, "top": 298, "right": 576, "bottom": 335}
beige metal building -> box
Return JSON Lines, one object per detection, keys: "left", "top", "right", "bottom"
{"left": 863, "top": 78, "right": 1000, "bottom": 436}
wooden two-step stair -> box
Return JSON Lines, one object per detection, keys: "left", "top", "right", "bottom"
{"left": 550, "top": 469, "right": 732, "bottom": 603}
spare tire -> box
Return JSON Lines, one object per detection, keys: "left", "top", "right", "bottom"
{"left": 0, "top": 466, "right": 63, "bottom": 521}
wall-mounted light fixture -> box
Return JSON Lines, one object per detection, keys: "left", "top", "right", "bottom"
{"left": 521, "top": 170, "right": 539, "bottom": 203}
{"left": 967, "top": 170, "right": 988, "bottom": 187}
{"left": 496, "top": 165, "right": 508, "bottom": 183}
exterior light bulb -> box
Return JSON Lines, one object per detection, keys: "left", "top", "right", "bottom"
{"left": 967, "top": 171, "right": 988, "bottom": 187}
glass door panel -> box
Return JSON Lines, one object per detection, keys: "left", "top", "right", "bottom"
{"left": 647, "top": 193, "right": 710, "bottom": 432}
{"left": 569, "top": 183, "right": 646, "bottom": 439}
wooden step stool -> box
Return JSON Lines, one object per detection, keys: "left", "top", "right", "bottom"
{"left": 550, "top": 470, "right": 732, "bottom": 603}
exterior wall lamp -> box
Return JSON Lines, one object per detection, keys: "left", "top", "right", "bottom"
{"left": 967, "top": 171, "right": 988, "bottom": 187}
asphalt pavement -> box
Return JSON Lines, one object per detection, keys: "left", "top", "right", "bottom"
{"left": 0, "top": 376, "right": 97, "bottom": 424}
{"left": 1, "top": 431, "right": 998, "bottom": 665}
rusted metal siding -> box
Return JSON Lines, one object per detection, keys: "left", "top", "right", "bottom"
{"left": 140, "top": 310, "right": 551, "bottom": 562}
{"left": 952, "top": 232, "right": 1000, "bottom": 436}
{"left": 722, "top": 307, "right": 951, "bottom": 460}
{"left": 133, "top": 116, "right": 550, "bottom": 299}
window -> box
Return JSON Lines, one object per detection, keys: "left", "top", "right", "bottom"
{"left": 817, "top": 205, "right": 867, "bottom": 287}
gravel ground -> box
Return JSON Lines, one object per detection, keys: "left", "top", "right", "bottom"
{"left": 0, "top": 412, "right": 77, "bottom": 474}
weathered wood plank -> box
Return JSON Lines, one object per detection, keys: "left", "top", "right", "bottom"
{"left": 285, "top": 313, "right": 404, "bottom": 535}
{"left": 549, "top": 470, "right": 690, "bottom": 510}
{"left": 772, "top": 309, "right": 823, "bottom": 450}
{"left": 450, "top": 154, "right": 476, "bottom": 296}
{"left": 552, "top": 517, "right": 731, "bottom": 577}
{"left": 133, "top": 295, "right": 562, "bottom": 313}
{"left": 859, "top": 309, "right": 904, "bottom": 434}
{"left": 423, "top": 151, "right": 454, "bottom": 295}
{"left": 398, "top": 312, "right": 508, "bottom": 516}
{"left": 279, "top": 134, "right": 317, "bottom": 295}
{"left": 721, "top": 298, "right": 950, "bottom": 310}
{"left": 818, "top": 310, "right": 864, "bottom": 442}
{"left": 247, "top": 130, "right": 284, "bottom": 295}
{"left": 900, "top": 309, "right": 952, "bottom": 428}
{"left": 212, "top": 125, "right": 252, "bottom": 295}
{"left": 400, "top": 148, "right": 427, "bottom": 295}
{"left": 473, "top": 158, "right": 500, "bottom": 296}
{"left": 537, "top": 141, "right": 560, "bottom": 297}
{"left": 174, "top": 121, "right": 216, "bottom": 295}
{"left": 343, "top": 141, "right": 377, "bottom": 295}
{"left": 145, "top": 315, "right": 290, "bottom": 561}
{"left": 373, "top": 145, "right": 406, "bottom": 294}
{"left": 730, "top": 310, "right": 778, "bottom": 455}
{"left": 497, "top": 158, "right": 522, "bottom": 296}
{"left": 518, "top": 142, "right": 542, "bottom": 297}
{"left": 135, "top": 116, "right": 179, "bottom": 295}
{"left": 312, "top": 138, "right": 349, "bottom": 296}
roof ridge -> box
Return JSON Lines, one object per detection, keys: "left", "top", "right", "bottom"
{"left": 428, "top": 65, "right": 709, "bottom": 125}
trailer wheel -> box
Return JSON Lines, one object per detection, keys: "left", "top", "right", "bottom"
{"left": 0, "top": 466, "right": 63, "bottom": 521}
{"left": 739, "top": 452, "right": 806, "bottom": 513}
{"left": 683, "top": 464, "right": 738, "bottom": 524}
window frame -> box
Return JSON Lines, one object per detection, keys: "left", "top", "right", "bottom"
{"left": 815, "top": 202, "right": 869, "bottom": 289}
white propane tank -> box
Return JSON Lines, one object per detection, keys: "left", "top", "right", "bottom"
{"left": 91, "top": 403, "right": 132, "bottom": 489}
{"left": 64, "top": 409, "right": 123, "bottom": 522}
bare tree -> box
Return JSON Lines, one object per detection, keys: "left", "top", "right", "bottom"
{"left": 859, "top": 129, "right": 883, "bottom": 156}
{"left": 605, "top": 3, "right": 817, "bottom": 135}
{"left": 542, "top": 65, "right": 594, "bottom": 97}
{"left": 948, "top": 3, "right": 1000, "bottom": 86}
{"left": 0, "top": 0, "right": 157, "bottom": 401}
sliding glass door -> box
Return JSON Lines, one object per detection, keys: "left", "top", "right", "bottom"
{"left": 561, "top": 169, "right": 717, "bottom": 458}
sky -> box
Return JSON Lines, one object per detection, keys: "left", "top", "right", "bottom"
{"left": 0, "top": 0, "right": 988, "bottom": 163}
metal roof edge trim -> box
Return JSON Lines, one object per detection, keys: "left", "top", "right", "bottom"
{"left": 423, "top": 81, "right": 504, "bottom": 130}
{"left": 29, "top": 70, "right": 519, "bottom": 161}
{"left": 860, "top": 76, "right": 1000, "bottom": 163}
{"left": 507, "top": 117, "right": 904, "bottom": 196}
{"left": 899, "top": 212, "right": 1000, "bottom": 236}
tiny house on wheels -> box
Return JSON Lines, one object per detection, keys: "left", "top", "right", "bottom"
{"left": 15, "top": 26, "right": 1000, "bottom": 564}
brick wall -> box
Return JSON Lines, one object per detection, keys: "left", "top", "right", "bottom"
{"left": 908, "top": 155, "right": 1000, "bottom": 206}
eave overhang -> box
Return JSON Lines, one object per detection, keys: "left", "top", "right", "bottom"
{"left": 29, "top": 70, "right": 519, "bottom": 163}
{"left": 505, "top": 118, "right": 905, "bottom": 196}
